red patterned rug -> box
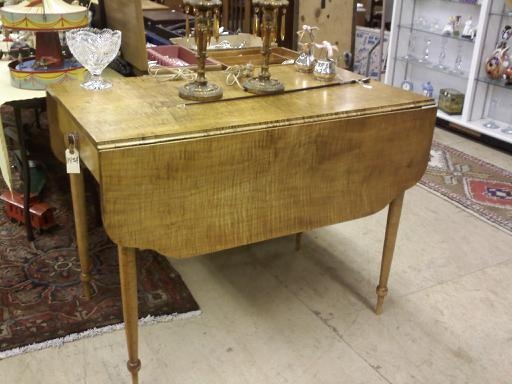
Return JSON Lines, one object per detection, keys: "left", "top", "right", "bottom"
{"left": 0, "top": 107, "right": 200, "bottom": 359}
{"left": 420, "top": 141, "right": 512, "bottom": 235}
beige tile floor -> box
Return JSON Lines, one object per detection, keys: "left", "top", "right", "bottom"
{"left": 1, "top": 128, "right": 511, "bottom": 384}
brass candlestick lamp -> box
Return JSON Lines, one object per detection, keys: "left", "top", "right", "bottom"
{"left": 179, "top": 0, "right": 223, "bottom": 101}
{"left": 243, "top": 0, "right": 288, "bottom": 95}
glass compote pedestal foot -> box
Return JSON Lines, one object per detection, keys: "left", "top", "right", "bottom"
{"left": 483, "top": 98, "right": 500, "bottom": 129}
{"left": 66, "top": 28, "right": 122, "bottom": 90}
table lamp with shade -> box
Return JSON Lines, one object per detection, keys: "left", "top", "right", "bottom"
{"left": 0, "top": 0, "right": 89, "bottom": 89}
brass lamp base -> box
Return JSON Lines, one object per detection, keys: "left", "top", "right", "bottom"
{"left": 178, "top": 81, "right": 223, "bottom": 101}
{"left": 243, "top": 76, "right": 285, "bottom": 95}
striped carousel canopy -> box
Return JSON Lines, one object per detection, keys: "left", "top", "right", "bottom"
{"left": 0, "top": 0, "right": 89, "bottom": 31}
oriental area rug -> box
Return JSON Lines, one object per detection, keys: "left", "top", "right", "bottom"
{"left": 420, "top": 140, "right": 512, "bottom": 235}
{"left": 0, "top": 107, "right": 200, "bottom": 359}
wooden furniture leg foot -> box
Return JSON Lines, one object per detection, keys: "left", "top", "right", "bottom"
{"left": 295, "top": 232, "right": 302, "bottom": 251}
{"left": 119, "top": 246, "right": 141, "bottom": 384}
{"left": 375, "top": 192, "right": 404, "bottom": 315}
{"left": 69, "top": 170, "right": 92, "bottom": 299}
{"left": 127, "top": 359, "right": 141, "bottom": 384}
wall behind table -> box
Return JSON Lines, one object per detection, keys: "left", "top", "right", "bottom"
{"left": 298, "top": 0, "right": 355, "bottom": 67}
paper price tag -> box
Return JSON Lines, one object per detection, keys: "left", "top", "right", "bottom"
{"left": 65, "top": 148, "right": 81, "bottom": 174}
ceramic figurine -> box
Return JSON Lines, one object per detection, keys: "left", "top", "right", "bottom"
{"left": 504, "top": 65, "right": 512, "bottom": 85}
{"left": 494, "top": 25, "right": 511, "bottom": 50}
{"left": 401, "top": 80, "right": 414, "bottom": 91}
{"left": 452, "top": 16, "right": 462, "bottom": 37}
{"left": 294, "top": 25, "right": 318, "bottom": 73}
{"left": 422, "top": 81, "right": 434, "bottom": 97}
{"left": 313, "top": 41, "right": 338, "bottom": 81}
{"left": 485, "top": 46, "right": 509, "bottom": 80}
{"left": 501, "top": 25, "right": 512, "bottom": 42}
{"left": 461, "top": 17, "right": 475, "bottom": 40}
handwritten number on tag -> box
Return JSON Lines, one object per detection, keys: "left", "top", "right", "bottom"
{"left": 65, "top": 149, "right": 80, "bottom": 174}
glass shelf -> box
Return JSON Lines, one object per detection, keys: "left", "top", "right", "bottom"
{"left": 489, "top": 10, "right": 512, "bottom": 15}
{"left": 386, "top": 0, "right": 512, "bottom": 145}
{"left": 398, "top": 24, "right": 477, "bottom": 43}
{"left": 477, "top": 76, "right": 512, "bottom": 89}
{"left": 440, "top": 0, "right": 481, "bottom": 4}
{"left": 396, "top": 57, "right": 468, "bottom": 79}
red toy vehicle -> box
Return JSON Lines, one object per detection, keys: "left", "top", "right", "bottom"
{"left": 0, "top": 190, "right": 56, "bottom": 231}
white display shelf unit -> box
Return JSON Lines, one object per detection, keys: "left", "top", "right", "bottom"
{"left": 385, "top": 0, "right": 512, "bottom": 144}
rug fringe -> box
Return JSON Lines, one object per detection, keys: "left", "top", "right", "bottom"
{"left": 0, "top": 309, "right": 202, "bottom": 360}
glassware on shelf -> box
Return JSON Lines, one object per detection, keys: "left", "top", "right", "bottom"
{"left": 402, "top": 33, "right": 418, "bottom": 61}
{"left": 417, "top": 38, "right": 432, "bottom": 63}
{"left": 452, "top": 42, "right": 464, "bottom": 75}
{"left": 483, "top": 97, "right": 500, "bottom": 129}
{"left": 501, "top": 104, "right": 512, "bottom": 134}
{"left": 435, "top": 37, "right": 448, "bottom": 69}
{"left": 430, "top": 18, "right": 441, "bottom": 32}
{"left": 66, "top": 28, "right": 122, "bottom": 90}
{"left": 484, "top": 121, "right": 500, "bottom": 129}
{"left": 414, "top": 15, "right": 428, "bottom": 30}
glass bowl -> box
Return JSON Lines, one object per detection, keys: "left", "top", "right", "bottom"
{"left": 66, "top": 28, "right": 122, "bottom": 90}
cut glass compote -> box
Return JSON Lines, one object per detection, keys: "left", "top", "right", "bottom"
{"left": 66, "top": 28, "right": 122, "bottom": 90}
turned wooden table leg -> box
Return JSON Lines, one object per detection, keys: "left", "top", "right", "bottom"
{"left": 118, "top": 246, "right": 141, "bottom": 384}
{"left": 375, "top": 192, "right": 404, "bottom": 315}
{"left": 69, "top": 170, "right": 92, "bottom": 299}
